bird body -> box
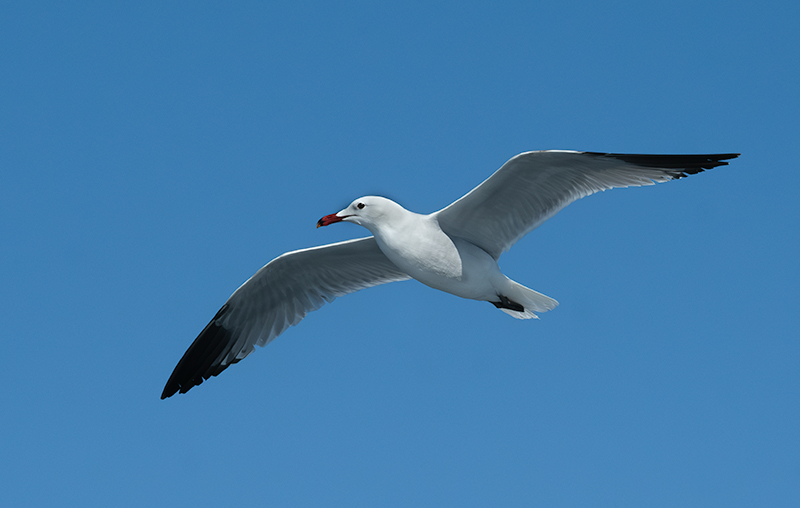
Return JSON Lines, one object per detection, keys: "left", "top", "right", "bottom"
{"left": 162, "top": 150, "right": 739, "bottom": 398}
{"left": 335, "top": 196, "right": 555, "bottom": 316}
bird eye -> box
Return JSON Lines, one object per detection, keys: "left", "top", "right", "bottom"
{"left": 357, "top": 202, "right": 365, "bottom": 209}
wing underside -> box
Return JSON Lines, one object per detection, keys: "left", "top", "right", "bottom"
{"left": 161, "top": 236, "right": 410, "bottom": 398}
{"left": 435, "top": 151, "right": 739, "bottom": 259}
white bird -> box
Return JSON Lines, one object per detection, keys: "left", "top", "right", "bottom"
{"left": 162, "top": 150, "right": 738, "bottom": 398}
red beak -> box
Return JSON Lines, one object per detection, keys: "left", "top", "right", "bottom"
{"left": 317, "top": 213, "right": 345, "bottom": 228}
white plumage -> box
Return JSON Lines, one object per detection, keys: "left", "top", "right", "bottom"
{"left": 162, "top": 150, "right": 738, "bottom": 398}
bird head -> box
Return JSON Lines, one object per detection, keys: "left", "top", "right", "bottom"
{"left": 317, "top": 196, "right": 403, "bottom": 233}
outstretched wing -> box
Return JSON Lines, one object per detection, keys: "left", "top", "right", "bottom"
{"left": 435, "top": 151, "right": 738, "bottom": 259}
{"left": 161, "top": 236, "right": 410, "bottom": 398}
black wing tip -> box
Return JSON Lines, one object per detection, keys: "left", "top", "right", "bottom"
{"left": 584, "top": 152, "right": 740, "bottom": 177}
{"left": 161, "top": 304, "right": 235, "bottom": 399}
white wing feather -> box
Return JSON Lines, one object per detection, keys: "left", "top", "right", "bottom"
{"left": 162, "top": 236, "right": 410, "bottom": 397}
{"left": 434, "top": 151, "right": 738, "bottom": 259}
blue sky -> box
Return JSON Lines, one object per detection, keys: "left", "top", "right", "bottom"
{"left": 1, "top": 1, "right": 798, "bottom": 506}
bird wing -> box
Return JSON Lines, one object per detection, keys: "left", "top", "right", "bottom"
{"left": 161, "top": 236, "right": 410, "bottom": 398}
{"left": 434, "top": 150, "right": 739, "bottom": 259}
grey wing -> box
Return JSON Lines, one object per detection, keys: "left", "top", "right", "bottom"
{"left": 434, "top": 150, "right": 739, "bottom": 259}
{"left": 161, "top": 236, "right": 410, "bottom": 398}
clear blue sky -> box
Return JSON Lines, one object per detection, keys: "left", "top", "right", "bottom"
{"left": 2, "top": 1, "right": 798, "bottom": 506}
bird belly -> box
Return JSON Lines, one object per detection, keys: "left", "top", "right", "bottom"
{"left": 376, "top": 228, "right": 501, "bottom": 301}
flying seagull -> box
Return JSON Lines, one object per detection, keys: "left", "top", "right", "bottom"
{"left": 162, "top": 150, "right": 738, "bottom": 398}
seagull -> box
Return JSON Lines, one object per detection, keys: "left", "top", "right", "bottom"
{"left": 161, "top": 150, "right": 738, "bottom": 398}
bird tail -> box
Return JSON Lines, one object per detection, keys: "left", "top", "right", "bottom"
{"left": 497, "top": 279, "right": 559, "bottom": 320}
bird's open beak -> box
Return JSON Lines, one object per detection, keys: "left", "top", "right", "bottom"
{"left": 317, "top": 213, "right": 346, "bottom": 228}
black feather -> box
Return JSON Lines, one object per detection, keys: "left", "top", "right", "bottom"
{"left": 585, "top": 152, "right": 740, "bottom": 177}
{"left": 161, "top": 304, "right": 238, "bottom": 399}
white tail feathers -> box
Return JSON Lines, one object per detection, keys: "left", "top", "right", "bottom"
{"left": 499, "top": 280, "right": 559, "bottom": 320}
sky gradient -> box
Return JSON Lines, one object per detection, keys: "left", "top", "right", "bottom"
{"left": 2, "top": 1, "right": 798, "bottom": 506}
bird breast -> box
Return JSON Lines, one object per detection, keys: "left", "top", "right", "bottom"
{"left": 376, "top": 218, "right": 464, "bottom": 283}
{"left": 372, "top": 216, "right": 502, "bottom": 302}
